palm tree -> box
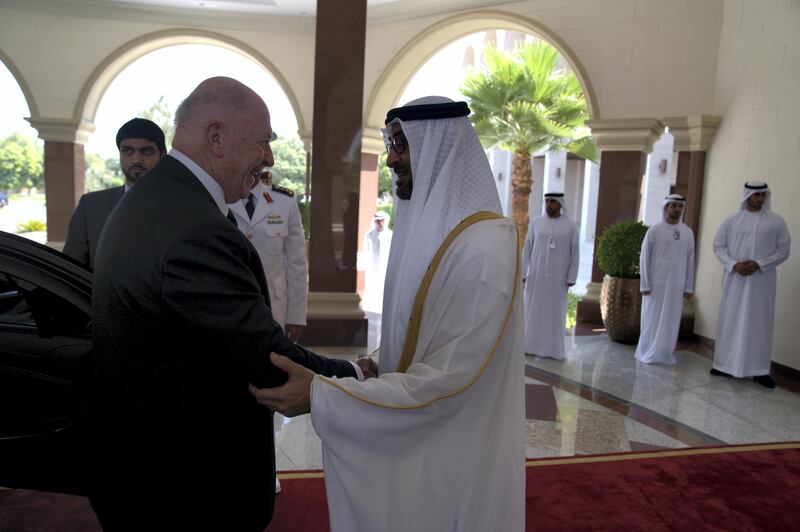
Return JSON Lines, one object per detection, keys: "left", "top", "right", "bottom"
{"left": 461, "top": 41, "right": 597, "bottom": 239}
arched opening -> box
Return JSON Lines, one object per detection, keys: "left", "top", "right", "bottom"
{"left": 358, "top": 14, "right": 600, "bottom": 347}
{"left": 366, "top": 16, "right": 599, "bottom": 297}
{"left": 82, "top": 43, "right": 304, "bottom": 197}
{"left": 364, "top": 11, "right": 599, "bottom": 130}
{"left": 0, "top": 56, "right": 45, "bottom": 241}
{"left": 76, "top": 29, "right": 305, "bottom": 137}
{"left": 86, "top": 44, "right": 299, "bottom": 157}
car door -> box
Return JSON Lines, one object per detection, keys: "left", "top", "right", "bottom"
{"left": 0, "top": 231, "right": 92, "bottom": 495}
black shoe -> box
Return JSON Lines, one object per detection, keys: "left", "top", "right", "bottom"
{"left": 753, "top": 375, "right": 776, "bottom": 389}
{"left": 710, "top": 368, "right": 733, "bottom": 378}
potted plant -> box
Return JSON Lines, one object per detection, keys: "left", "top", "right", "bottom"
{"left": 596, "top": 221, "right": 648, "bottom": 344}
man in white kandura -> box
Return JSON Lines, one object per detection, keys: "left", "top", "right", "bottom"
{"left": 710, "top": 181, "right": 790, "bottom": 388}
{"left": 634, "top": 194, "right": 695, "bottom": 365}
{"left": 358, "top": 211, "right": 392, "bottom": 314}
{"left": 230, "top": 170, "right": 308, "bottom": 341}
{"left": 522, "top": 191, "right": 579, "bottom": 359}
{"left": 250, "top": 97, "right": 525, "bottom": 532}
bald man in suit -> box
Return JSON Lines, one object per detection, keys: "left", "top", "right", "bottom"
{"left": 88, "top": 78, "right": 365, "bottom": 532}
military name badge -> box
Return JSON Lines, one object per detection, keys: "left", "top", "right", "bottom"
{"left": 267, "top": 213, "right": 283, "bottom": 225}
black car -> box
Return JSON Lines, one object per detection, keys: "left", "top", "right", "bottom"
{"left": 0, "top": 230, "right": 91, "bottom": 495}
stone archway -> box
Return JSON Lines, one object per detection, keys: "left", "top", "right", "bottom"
{"left": 364, "top": 10, "right": 600, "bottom": 133}
{"left": 73, "top": 28, "right": 307, "bottom": 137}
{"left": 40, "top": 29, "right": 309, "bottom": 245}
{"left": 0, "top": 49, "right": 39, "bottom": 120}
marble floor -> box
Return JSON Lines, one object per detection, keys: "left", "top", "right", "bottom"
{"left": 276, "top": 329, "right": 800, "bottom": 472}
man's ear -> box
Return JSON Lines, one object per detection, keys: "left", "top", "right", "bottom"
{"left": 206, "top": 122, "right": 224, "bottom": 157}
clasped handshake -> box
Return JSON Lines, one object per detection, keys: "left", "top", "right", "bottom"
{"left": 733, "top": 260, "right": 760, "bottom": 276}
{"left": 248, "top": 353, "right": 379, "bottom": 418}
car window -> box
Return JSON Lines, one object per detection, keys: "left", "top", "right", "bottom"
{"left": 0, "top": 273, "right": 90, "bottom": 336}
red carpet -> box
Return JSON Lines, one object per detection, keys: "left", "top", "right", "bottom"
{"left": 525, "top": 442, "right": 800, "bottom": 531}
{"left": 2, "top": 443, "right": 799, "bottom": 531}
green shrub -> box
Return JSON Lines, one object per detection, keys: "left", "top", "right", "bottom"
{"left": 566, "top": 291, "right": 580, "bottom": 329}
{"left": 596, "top": 221, "right": 648, "bottom": 278}
{"left": 16, "top": 219, "right": 46, "bottom": 233}
{"left": 297, "top": 200, "right": 310, "bottom": 238}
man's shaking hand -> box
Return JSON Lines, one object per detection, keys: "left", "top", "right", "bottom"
{"left": 249, "top": 353, "right": 313, "bottom": 417}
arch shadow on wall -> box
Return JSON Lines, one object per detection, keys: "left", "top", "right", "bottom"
{"left": 74, "top": 28, "right": 306, "bottom": 135}
{"left": 364, "top": 10, "right": 600, "bottom": 131}
{"left": 0, "top": 48, "right": 39, "bottom": 119}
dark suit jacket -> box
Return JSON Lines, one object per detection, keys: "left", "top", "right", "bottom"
{"left": 88, "top": 155, "right": 356, "bottom": 531}
{"left": 62, "top": 186, "right": 124, "bottom": 269}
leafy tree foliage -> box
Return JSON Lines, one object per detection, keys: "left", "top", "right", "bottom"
{"left": 85, "top": 152, "right": 123, "bottom": 192}
{"left": 138, "top": 96, "right": 175, "bottom": 150}
{"left": 460, "top": 41, "right": 597, "bottom": 239}
{"left": 0, "top": 133, "right": 44, "bottom": 191}
{"left": 271, "top": 136, "right": 307, "bottom": 196}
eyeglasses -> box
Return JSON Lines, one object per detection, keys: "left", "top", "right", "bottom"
{"left": 385, "top": 133, "right": 407, "bottom": 155}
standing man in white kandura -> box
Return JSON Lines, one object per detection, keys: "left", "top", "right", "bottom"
{"left": 634, "top": 194, "right": 695, "bottom": 365}
{"left": 250, "top": 96, "right": 525, "bottom": 532}
{"left": 522, "top": 191, "right": 580, "bottom": 360}
{"left": 710, "top": 181, "right": 790, "bottom": 389}
{"left": 359, "top": 210, "right": 393, "bottom": 314}
{"left": 230, "top": 169, "right": 308, "bottom": 342}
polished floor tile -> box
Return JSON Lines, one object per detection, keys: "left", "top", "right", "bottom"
{"left": 276, "top": 331, "right": 800, "bottom": 472}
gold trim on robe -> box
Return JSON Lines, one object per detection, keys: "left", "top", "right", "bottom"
{"left": 317, "top": 212, "right": 520, "bottom": 409}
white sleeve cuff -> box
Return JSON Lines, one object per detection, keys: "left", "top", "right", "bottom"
{"left": 350, "top": 360, "right": 365, "bottom": 381}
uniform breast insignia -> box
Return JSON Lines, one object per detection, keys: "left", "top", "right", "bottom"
{"left": 267, "top": 213, "right": 284, "bottom": 224}
{"left": 262, "top": 191, "right": 274, "bottom": 204}
{"left": 272, "top": 184, "right": 295, "bottom": 197}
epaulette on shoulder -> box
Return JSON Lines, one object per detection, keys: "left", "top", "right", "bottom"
{"left": 272, "top": 184, "right": 294, "bottom": 197}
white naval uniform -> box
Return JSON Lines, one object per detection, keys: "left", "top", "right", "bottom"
{"left": 712, "top": 209, "right": 791, "bottom": 377}
{"left": 634, "top": 221, "right": 695, "bottom": 365}
{"left": 229, "top": 181, "right": 308, "bottom": 329}
{"left": 521, "top": 214, "right": 579, "bottom": 359}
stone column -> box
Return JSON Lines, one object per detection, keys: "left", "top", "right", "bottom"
{"left": 661, "top": 115, "right": 720, "bottom": 339}
{"left": 542, "top": 150, "right": 567, "bottom": 195}
{"left": 304, "top": 0, "right": 368, "bottom": 346}
{"left": 356, "top": 129, "right": 383, "bottom": 301}
{"left": 662, "top": 115, "right": 721, "bottom": 236}
{"left": 26, "top": 118, "right": 94, "bottom": 249}
{"left": 577, "top": 118, "right": 664, "bottom": 325}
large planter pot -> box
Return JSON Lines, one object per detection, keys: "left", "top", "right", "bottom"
{"left": 599, "top": 274, "right": 642, "bottom": 344}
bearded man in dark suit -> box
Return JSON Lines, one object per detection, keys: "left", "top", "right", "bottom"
{"left": 63, "top": 117, "right": 166, "bottom": 269}
{"left": 88, "top": 77, "right": 365, "bottom": 532}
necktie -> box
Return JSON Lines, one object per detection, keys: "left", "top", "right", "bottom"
{"left": 245, "top": 193, "right": 256, "bottom": 219}
{"left": 226, "top": 209, "right": 237, "bottom": 226}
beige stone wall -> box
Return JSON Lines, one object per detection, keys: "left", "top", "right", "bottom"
{"left": 696, "top": 0, "right": 800, "bottom": 369}
{"left": 364, "top": 0, "right": 724, "bottom": 123}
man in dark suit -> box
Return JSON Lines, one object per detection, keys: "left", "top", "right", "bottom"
{"left": 88, "top": 77, "right": 365, "bottom": 532}
{"left": 62, "top": 117, "right": 166, "bottom": 269}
